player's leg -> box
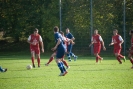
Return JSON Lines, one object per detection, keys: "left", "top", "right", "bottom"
{"left": 114, "top": 49, "right": 122, "bottom": 64}
{"left": 94, "top": 47, "right": 98, "bottom": 63}
{"left": 115, "top": 53, "right": 122, "bottom": 64}
{"left": 69, "top": 45, "right": 77, "bottom": 61}
{"left": 30, "top": 48, "right": 35, "bottom": 68}
{"left": 45, "top": 52, "right": 56, "bottom": 66}
{"left": 35, "top": 48, "right": 41, "bottom": 67}
{"left": 94, "top": 53, "right": 99, "bottom": 63}
{"left": 0, "top": 66, "right": 7, "bottom": 72}
{"left": 94, "top": 53, "right": 102, "bottom": 63}
{"left": 67, "top": 45, "right": 71, "bottom": 61}
{"left": 0, "top": 66, "right": 3, "bottom": 72}
{"left": 97, "top": 46, "right": 103, "bottom": 62}
{"left": 61, "top": 55, "right": 70, "bottom": 69}
{"left": 118, "top": 49, "right": 126, "bottom": 62}
{"left": 56, "top": 49, "right": 67, "bottom": 76}
{"left": 94, "top": 46, "right": 102, "bottom": 63}
{"left": 36, "top": 54, "right": 40, "bottom": 67}
{"left": 128, "top": 53, "right": 133, "bottom": 68}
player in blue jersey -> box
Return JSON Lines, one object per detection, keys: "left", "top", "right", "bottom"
{"left": 52, "top": 26, "right": 68, "bottom": 76}
{"left": 0, "top": 66, "right": 7, "bottom": 72}
{"left": 66, "top": 28, "right": 78, "bottom": 61}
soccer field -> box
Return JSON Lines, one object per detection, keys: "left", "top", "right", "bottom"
{"left": 0, "top": 54, "right": 133, "bottom": 89}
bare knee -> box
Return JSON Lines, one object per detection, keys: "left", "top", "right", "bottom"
{"left": 114, "top": 53, "right": 119, "bottom": 57}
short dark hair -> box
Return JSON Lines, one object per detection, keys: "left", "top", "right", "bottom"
{"left": 113, "top": 29, "right": 118, "bottom": 33}
{"left": 54, "top": 26, "right": 59, "bottom": 32}
{"left": 34, "top": 28, "right": 38, "bottom": 31}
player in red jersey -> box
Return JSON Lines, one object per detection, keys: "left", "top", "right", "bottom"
{"left": 89, "top": 30, "right": 106, "bottom": 63}
{"left": 109, "top": 29, "right": 126, "bottom": 64}
{"left": 128, "top": 30, "right": 133, "bottom": 68}
{"left": 45, "top": 31, "right": 74, "bottom": 69}
{"left": 27, "top": 28, "right": 44, "bottom": 68}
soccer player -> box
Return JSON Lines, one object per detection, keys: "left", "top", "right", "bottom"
{"left": 52, "top": 26, "right": 67, "bottom": 76}
{"left": 66, "top": 28, "right": 77, "bottom": 61}
{"left": 128, "top": 30, "right": 133, "bottom": 68}
{"left": 89, "top": 29, "right": 106, "bottom": 63}
{"left": 0, "top": 66, "right": 7, "bottom": 72}
{"left": 27, "top": 28, "right": 44, "bottom": 68}
{"left": 45, "top": 31, "right": 73, "bottom": 69}
{"left": 60, "top": 31, "right": 75, "bottom": 68}
{"left": 109, "top": 29, "right": 126, "bottom": 64}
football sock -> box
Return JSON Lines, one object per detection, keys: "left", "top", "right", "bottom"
{"left": 98, "top": 55, "right": 102, "bottom": 60}
{"left": 57, "top": 62, "right": 64, "bottom": 73}
{"left": 37, "top": 58, "right": 40, "bottom": 67}
{"left": 61, "top": 62, "right": 66, "bottom": 72}
{"left": 47, "top": 57, "right": 54, "bottom": 64}
{"left": 116, "top": 56, "right": 122, "bottom": 63}
{"left": 62, "top": 60, "right": 68, "bottom": 67}
{"left": 130, "top": 58, "right": 133, "bottom": 64}
{"left": 96, "top": 56, "right": 99, "bottom": 63}
{"left": 70, "top": 52, "right": 76, "bottom": 57}
{"left": 67, "top": 53, "right": 71, "bottom": 59}
{"left": 31, "top": 57, "right": 35, "bottom": 65}
{"left": 0, "top": 66, "right": 3, "bottom": 72}
{"left": 118, "top": 54, "right": 124, "bottom": 59}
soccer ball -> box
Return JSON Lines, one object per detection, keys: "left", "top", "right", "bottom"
{"left": 26, "top": 65, "right": 32, "bottom": 70}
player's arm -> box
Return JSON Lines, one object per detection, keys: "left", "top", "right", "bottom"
{"left": 99, "top": 36, "right": 106, "bottom": 50}
{"left": 27, "top": 35, "right": 35, "bottom": 45}
{"left": 109, "top": 38, "right": 114, "bottom": 46}
{"left": 70, "top": 33, "right": 75, "bottom": 40}
{"left": 66, "top": 38, "right": 75, "bottom": 45}
{"left": 71, "top": 37, "right": 75, "bottom": 41}
{"left": 27, "top": 35, "right": 31, "bottom": 44}
{"left": 39, "top": 36, "right": 44, "bottom": 53}
{"left": 89, "top": 37, "right": 94, "bottom": 47}
{"left": 118, "top": 36, "right": 124, "bottom": 45}
{"left": 52, "top": 38, "right": 61, "bottom": 51}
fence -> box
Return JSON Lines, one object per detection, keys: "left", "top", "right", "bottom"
{"left": 60, "top": 0, "right": 132, "bottom": 56}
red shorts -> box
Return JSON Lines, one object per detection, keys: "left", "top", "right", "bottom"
{"left": 30, "top": 47, "right": 40, "bottom": 54}
{"left": 114, "top": 48, "right": 121, "bottom": 54}
{"left": 94, "top": 46, "right": 101, "bottom": 54}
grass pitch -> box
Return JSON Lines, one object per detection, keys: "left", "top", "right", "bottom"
{"left": 0, "top": 53, "right": 133, "bottom": 89}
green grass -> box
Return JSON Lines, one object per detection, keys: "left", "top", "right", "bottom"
{"left": 0, "top": 54, "right": 133, "bottom": 89}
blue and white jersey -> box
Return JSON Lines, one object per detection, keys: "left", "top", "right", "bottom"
{"left": 66, "top": 32, "right": 74, "bottom": 39}
{"left": 54, "top": 32, "right": 65, "bottom": 49}
{"left": 66, "top": 32, "right": 74, "bottom": 45}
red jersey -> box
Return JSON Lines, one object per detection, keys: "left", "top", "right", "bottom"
{"left": 112, "top": 34, "right": 123, "bottom": 49}
{"left": 28, "top": 34, "right": 42, "bottom": 48}
{"left": 92, "top": 34, "right": 102, "bottom": 47}
{"left": 63, "top": 36, "right": 70, "bottom": 49}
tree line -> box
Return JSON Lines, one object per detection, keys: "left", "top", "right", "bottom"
{"left": 0, "top": 0, "right": 133, "bottom": 53}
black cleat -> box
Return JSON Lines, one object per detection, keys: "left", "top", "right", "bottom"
{"left": 3, "top": 68, "right": 7, "bottom": 72}
{"left": 33, "top": 64, "right": 35, "bottom": 68}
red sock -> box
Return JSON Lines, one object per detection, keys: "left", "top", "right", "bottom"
{"left": 116, "top": 56, "right": 122, "bottom": 63}
{"left": 130, "top": 58, "right": 133, "bottom": 64}
{"left": 31, "top": 57, "right": 34, "bottom": 65}
{"left": 62, "top": 60, "right": 68, "bottom": 67}
{"left": 37, "top": 58, "right": 40, "bottom": 67}
{"left": 47, "top": 57, "right": 54, "bottom": 64}
{"left": 118, "top": 54, "right": 124, "bottom": 59}
{"left": 96, "top": 57, "right": 98, "bottom": 63}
